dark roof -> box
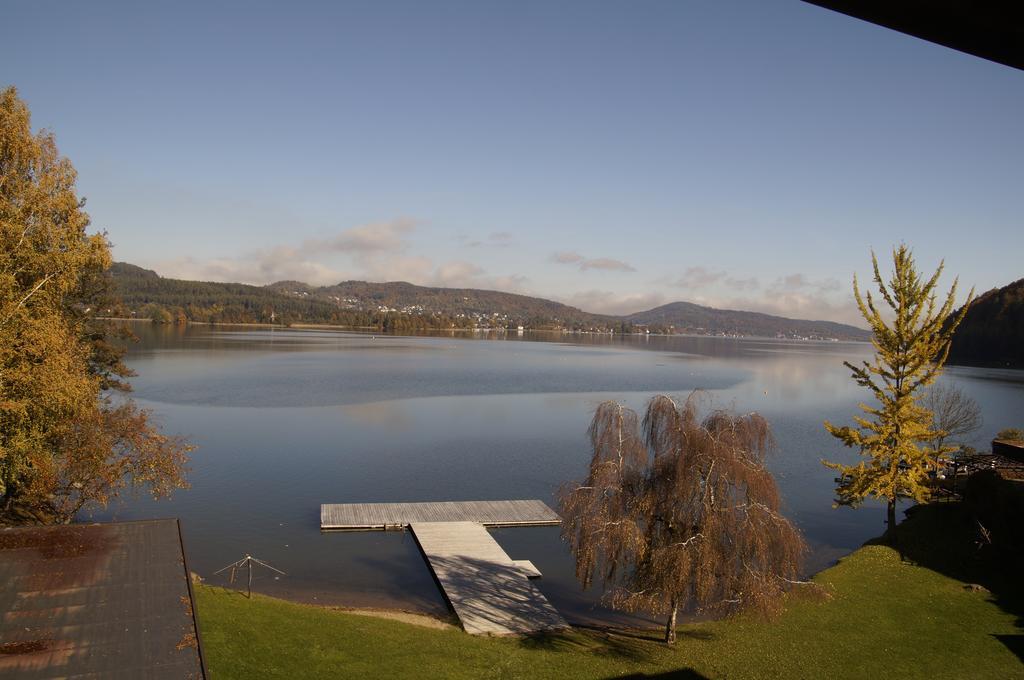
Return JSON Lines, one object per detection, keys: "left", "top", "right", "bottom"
{"left": 0, "top": 519, "right": 206, "bottom": 679}
{"left": 805, "top": 1, "right": 1024, "bottom": 71}
{"left": 993, "top": 439, "right": 1024, "bottom": 465}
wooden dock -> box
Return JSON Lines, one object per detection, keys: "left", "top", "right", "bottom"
{"left": 319, "top": 500, "right": 568, "bottom": 635}
{"left": 320, "top": 499, "right": 561, "bottom": 531}
{"left": 410, "top": 521, "right": 568, "bottom": 635}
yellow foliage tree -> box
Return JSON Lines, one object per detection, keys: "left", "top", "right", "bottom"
{"left": 824, "top": 246, "right": 972, "bottom": 535}
{"left": 0, "top": 86, "right": 191, "bottom": 523}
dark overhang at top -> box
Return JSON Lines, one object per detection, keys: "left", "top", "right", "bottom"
{"left": 804, "top": 1, "right": 1024, "bottom": 71}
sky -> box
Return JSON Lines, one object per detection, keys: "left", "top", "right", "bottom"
{"left": 3, "top": 1, "right": 1022, "bottom": 326}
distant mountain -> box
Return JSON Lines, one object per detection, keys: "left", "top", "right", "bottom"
{"left": 109, "top": 262, "right": 870, "bottom": 339}
{"left": 264, "top": 279, "right": 618, "bottom": 327}
{"left": 626, "top": 301, "right": 870, "bottom": 341}
{"left": 108, "top": 263, "right": 622, "bottom": 331}
{"left": 112, "top": 262, "right": 160, "bottom": 280}
{"left": 108, "top": 262, "right": 352, "bottom": 325}
{"left": 947, "top": 278, "right": 1024, "bottom": 369}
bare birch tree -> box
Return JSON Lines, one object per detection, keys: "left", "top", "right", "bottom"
{"left": 920, "top": 383, "right": 982, "bottom": 452}
{"left": 559, "top": 393, "right": 806, "bottom": 644}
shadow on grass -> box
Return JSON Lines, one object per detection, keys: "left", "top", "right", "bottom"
{"left": 518, "top": 628, "right": 657, "bottom": 664}
{"left": 879, "top": 502, "right": 1024, "bottom": 662}
{"left": 518, "top": 623, "right": 716, "bottom": 665}
{"left": 993, "top": 634, "right": 1024, "bottom": 661}
{"left": 605, "top": 669, "right": 710, "bottom": 679}
{"left": 216, "top": 586, "right": 254, "bottom": 600}
{"left": 574, "top": 624, "right": 714, "bottom": 643}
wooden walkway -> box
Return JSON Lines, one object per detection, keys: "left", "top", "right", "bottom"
{"left": 319, "top": 500, "right": 567, "bottom": 635}
{"left": 410, "top": 522, "right": 568, "bottom": 636}
{"left": 320, "top": 499, "right": 561, "bottom": 530}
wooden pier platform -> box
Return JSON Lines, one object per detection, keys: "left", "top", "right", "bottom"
{"left": 320, "top": 499, "right": 561, "bottom": 531}
{"left": 410, "top": 521, "right": 568, "bottom": 635}
{"left": 319, "top": 499, "right": 567, "bottom": 635}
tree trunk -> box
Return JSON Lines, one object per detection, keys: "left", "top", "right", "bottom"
{"left": 1, "top": 493, "right": 11, "bottom": 513}
{"left": 664, "top": 598, "right": 678, "bottom": 645}
{"left": 886, "top": 498, "right": 897, "bottom": 536}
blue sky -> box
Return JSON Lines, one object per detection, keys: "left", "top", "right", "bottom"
{"left": 3, "top": 1, "right": 1021, "bottom": 324}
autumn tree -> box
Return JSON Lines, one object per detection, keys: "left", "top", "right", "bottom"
{"left": 0, "top": 86, "right": 191, "bottom": 523}
{"left": 996, "top": 428, "right": 1024, "bottom": 442}
{"left": 559, "top": 394, "right": 806, "bottom": 644}
{"left": 824, "top": 246, "right": 972, "bottom": 535}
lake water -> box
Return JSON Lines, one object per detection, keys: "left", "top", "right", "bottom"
{"left": 89, "top": 324, "right": 1024, "bottom": 625}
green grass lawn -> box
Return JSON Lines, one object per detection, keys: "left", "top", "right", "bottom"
{"left": 194, "top": 505, "right": 1023, "bottom": 679}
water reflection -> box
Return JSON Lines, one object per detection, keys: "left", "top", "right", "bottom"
{"left": 90, "top": 323, "right": 1024, "bottom": 623}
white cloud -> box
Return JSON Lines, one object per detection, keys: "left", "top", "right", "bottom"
{"left": 304, "top": 218, "right": 417, "bottom": 254}
{"left": 358, "top": 254, "right": 435, "bottom": 284}
{"left": 465, "top": 231, "right": 515, "bottom": 248}
{"left": 551, "top": 251, "right": 585, "bottom": 264}
{"left": 769, "top": 273, "right": 841, "bottom": 294}
{"left": 157, "top": 254, "right": 345, "bottom": 287}
{"left": 672, "top": 267, "right": 760, "bottom": 292}
{"left": 563, "top": 289, "right": 666, "bottom": 316}
{"left": 724, "top": 276, "right": 759, "bottom": 291}
{"left": 151, "top": 217, "right": 532, "bottom": 294}
{"left": 550, "top": 251, "right": 636, "bottom": 273}
{"left": 655, "top": 268, "right": 858, "bottom": 324}
{"left": 744, "top": 294, "right": 861, "bottom": 326}
{"left": 678, "top": 289, "right": 863, "bottom": 327}
{"left": 581, "top": 257, "right": 636, "bottom": 272}
{"left": 435, "top": 261, "right": 485, "bottom": 286}
{"left": 143, "top": 222, "right": 864, "bottom": 327}
{"left": 674, "top": 266, "right": 725, "bottom": 289}
{"left": 154, "top": 218, "right": 424, "bottom": 286}
{"left": 491, "top": 274, "right": 530, "bottom": 292}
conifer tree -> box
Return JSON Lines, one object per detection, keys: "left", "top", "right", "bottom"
{"left": 824, "top": 246, "right": 972, "bottom": 534}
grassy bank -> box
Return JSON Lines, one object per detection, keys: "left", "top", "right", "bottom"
{"left": 195, "top": 505, "right": 1023, "bottom": 679}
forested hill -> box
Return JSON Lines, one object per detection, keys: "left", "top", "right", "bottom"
{"left": 268, "top": 280, "right": 867, "bottom": 339}
{"left": 946, "top": 278, "right": 1024, "bottom": 369}
{"left": 109, "top": 262, "right": 348, "bottom": 325}
{"left": 263, "top": 279, "right": 619, "bottom": 327}
{"left": 108, "top": 263, "right": 622, "bottom": 331}
{"left": 626, "top": 301, "right": 870, "bottom": 341}
{"left": 109, "top": 262, "right": 870, "bottom": 339}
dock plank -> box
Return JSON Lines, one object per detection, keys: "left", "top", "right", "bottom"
{"left": 410, "top": 522, "right": 568, "bottom": 636}
{"left": 320, "top": 499, "right": 561, "bottom": 530}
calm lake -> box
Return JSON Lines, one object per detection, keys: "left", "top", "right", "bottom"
{"left": 90, "top": 324, "right": 1024, "bottom": 625}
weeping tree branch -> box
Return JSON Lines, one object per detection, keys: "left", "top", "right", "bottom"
{"left": 559, "top": 392, "right": 806, "bottom": 645}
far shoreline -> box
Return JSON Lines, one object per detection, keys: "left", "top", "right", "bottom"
{"left": 97, "top": 317, "right": 870, "bottom": 344}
